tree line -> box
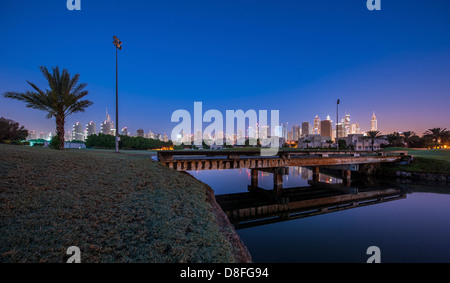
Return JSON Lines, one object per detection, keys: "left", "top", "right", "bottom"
{"left": 85, "top": 133, "right": 173, "bottom": 150}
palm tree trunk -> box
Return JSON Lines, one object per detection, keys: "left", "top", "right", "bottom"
{"left": 56, "top": 115, "right": 65, "bottom": 150}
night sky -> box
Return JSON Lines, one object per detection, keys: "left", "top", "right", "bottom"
{"left": 1, "top": 0, "right": 449, "bottom": 137}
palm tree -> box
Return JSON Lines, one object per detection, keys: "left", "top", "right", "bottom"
{"left": 304, "top": 139, "right": 311, "bottom": 149}
{"left": 402, "top": 131, "right": 415, "bottom": 148}
{"left": 423, "top": 128, "right": 450, "bottom": 148}
{"left": 3, "top": 66, "right": 92, "bottom": 150}
{"left": 366, "top": 130, "right": 382, "bottom": 151}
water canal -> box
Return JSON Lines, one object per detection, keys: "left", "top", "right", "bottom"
{"left": 188, "top": 167, "right": 450, "bottom": 263}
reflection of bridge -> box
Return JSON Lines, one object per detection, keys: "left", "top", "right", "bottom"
{"left": 216, "top": 185, "right": 407, "bottom": 230}
{"left": 158, "top": 149, "right": 409, "bottom": 189}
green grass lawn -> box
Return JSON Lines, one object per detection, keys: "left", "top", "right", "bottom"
{"left": 0, "top": 144, "right": 249, "bottom": 263}
{"left": 381, "top": 147, "right": 450, "bottom": 174}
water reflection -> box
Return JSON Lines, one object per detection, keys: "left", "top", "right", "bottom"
{"left": 188, "top": 166, "right": 450, "bottom": 262}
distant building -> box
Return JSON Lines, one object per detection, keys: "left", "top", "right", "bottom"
{"left": 120, "top": 127, "right": 129, "bottom": 136}
{"left": 292, "top": 124, "right": 301, "bottom": 141}
{"left": 281, "top": 123, "right": 288, "bottom": 140}
{"left": 136, "top": 129, "right": 144, "bottom": 137}
{"left": 313, "top": 115, "right": 321, "bottom": 135}
{"left": 72, "top": 122, "right": 84, "bottom": 141}
{"left": 28, "top": 130, "right": 37, "bottom": 140}
{"left": 371, "top": 112, "right": 378, "bottom": 131}
{"left": 350, "top": 122, "right": 360, "bottom": 135}
{"left": 86, "top": 121, "right": 96, "bottom": 137}
{"left": 320, "top": 119, "right": 332, "bottom": 138}
{"left": 298, "top": 134, "right": 332, "bottom": 148}
{"left": 301, "top": 122, "right": 310, "bottom": 137}
{"left": 100, "top": 108, "right": 115, "bottom": 135}
{"left": 344, "top": 114, "right": 351, "bottom": 137}
{"left": 342, "top": 134, "right": 388, "bottom": 151}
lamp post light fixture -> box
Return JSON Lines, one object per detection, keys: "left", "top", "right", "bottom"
{"left": 113, "top": 36, "right": 122, "bottom": 153}
{"left": 336, "top": 99, "right": 340, "bottom": 150}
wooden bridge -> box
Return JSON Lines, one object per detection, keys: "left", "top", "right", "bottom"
{"left": 216, "top": 185, "right": 407, "bottom": 229}
{"left": 157, "top": 149, "right": 408, "bottom": 171}
{"left": 157, "top": 149, "right": 409, "bottom": 193}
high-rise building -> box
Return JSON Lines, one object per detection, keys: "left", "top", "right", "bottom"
{"left": 101, "top": 108, "right": 115, "bottom": 135}
{"left": 292, "top": 124, "right": 301, "bottom": 141}
{"left": 301, "top": 122, "right": 310, "bottom": 137}
{"left": 136, "top": 129, "right": 144, "bottom": 137}
{"left": 86, "top": 121, "right": 96, "bottom": 137}
{"left": 65, "top": 131, "right": 72, "bottom": 141}
{"left": 72, "top": 122, "right": 84, "bottom": 141}
{"left": 281, "top": 123, "right": 288, "bottom": 140}
{"left": 313, "top": 115, "right": 321, "bottom": 135}
{"left": 337, "top": 123, "right": 345, "bottom": 139}
{"left": 344, "top": 114, "right": 351, "bottom": 137}
{"left": 371, "top": 112, "right": 377, "bottom": 131}
{"left": 120, "top": 127, "right": 129, "bottom": 136}
{"left": 320, "top": 119, "right": 332, "bottom": 138}
{"left": 28, "top": 130, "right": 37, "bottom": 140}
{"left": 350, "top": 123, "right": 360, "bottom": 135}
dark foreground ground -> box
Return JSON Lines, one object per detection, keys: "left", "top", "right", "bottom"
{"left": 0, "top": 144, "right": 251, "bottom": 263}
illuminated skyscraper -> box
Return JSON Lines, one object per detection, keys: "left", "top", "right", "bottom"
{"left": 301, "top": 122, "right": 310, "bottom": 137}
{"left": 72, "top": 122, "right": 84, "bottom": 141}
{"left": 320, "top": 117, "right": 332, "bottom": 138}
{"left": 101, "top": 108, "right": 115, "bottom": 135}
{"left": 313, "top": 115, "right": 321, "bottom": 135}
{"left": 86, "top": 121, "right": 96, "bottom": 137}
{"left": 371, "top": 112, "right": 378, "bottom": 131}
{"left": 292, "top": 124, "right": 301, "bottom": 141}
{"left": 344, "top": 114, "right": 351, "bottom": 137}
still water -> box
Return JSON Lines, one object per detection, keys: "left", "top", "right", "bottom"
{"left": 188, "top": 167, "right": 450, "bottom": 263}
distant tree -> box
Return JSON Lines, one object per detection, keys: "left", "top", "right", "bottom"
{"left": 338, "top": 139, "right": 347, "bottom": 150}
{"left": 366, "top": 130, "right": 382, "bottom": 151}
{"left": 401, "top": 131, "right": 416, "bottom": 148}
{"left": 424, "top": 128, "right": 450, "bottom": 148}
{"left": 326, "top": 140, "right": 333, "bottom": 148}
{"left": 0, "top": 117, "right": 28, "bottom": 142}
{"left": 3, "top": 66, "right": 92, "bottom": 150}
{"left": 386, "top": 132, "right": 404, "bottom": 147}
{"left": 303, "top": 139, "right": 311, "bottom": 148}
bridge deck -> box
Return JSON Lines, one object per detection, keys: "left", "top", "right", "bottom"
{"left": 157, "top": 150, "right": 408, "bottom": 171}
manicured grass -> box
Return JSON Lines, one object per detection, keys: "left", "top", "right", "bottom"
{"left": 383, "top": 147, "right": 450, "bottom": 162}
{"left": 381, "top": 147, "right": 450, "bottom": 174}
{"left": 0, "top": 144, "right": 248, "bottom": 263}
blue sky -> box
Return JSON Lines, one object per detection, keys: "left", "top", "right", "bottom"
{"left": 0, "top": 0, "right": 449, "bottom": 136}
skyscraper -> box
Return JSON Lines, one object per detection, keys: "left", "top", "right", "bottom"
{"left": 320, "top": 118, "right": 332, "bottom": 138}
{"left": 344, "top": 114, "right": 351, "bottom": 137}
{"left": 101, "top": 108, "right": 115, "bottom": 135}
{"left": 301, "top": 122, "right": 310, "bottom": 137}
{"left": 72, "top": 122, "right": 84, "bottom": 141}
{"left": 292, "top": 124, "right": 301, "bottom": 141}
{"left": 86, "top": 121, "right": 96, "bottom": 137}
{"left": 313, "top": 115, "right": 321, "bottom": 135}
{"left": 371, "top": 112, "right": 378, "bottom": 131}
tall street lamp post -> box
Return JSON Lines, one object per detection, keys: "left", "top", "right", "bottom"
{"left": 113, "top": 36, "right": 122, "bottom": 153}
{"left": 336, "top": 99, "right": 340, "bottom": 150}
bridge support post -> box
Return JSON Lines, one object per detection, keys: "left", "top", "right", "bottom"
{"left": 251, "top": 169, "right": 259, "bottom": 188}
{"left": 313, "top": 166, "right": 320, "bottom": 182}
{"left": 343, "top": 170, "right": 351, "bottom": 187}
{"left": 273, "top": 172, "right": 283, "bottom": 197}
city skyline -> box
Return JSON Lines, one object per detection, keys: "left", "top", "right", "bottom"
{"left": 1, "top": 1, "right": 449, "bottom": 137}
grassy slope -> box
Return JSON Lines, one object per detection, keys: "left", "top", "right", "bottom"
{"left": 381, "top": 148, "right": 450, "bottom": 174}
{"left": 0, "top": 144, "right": 244, "bottom": 263}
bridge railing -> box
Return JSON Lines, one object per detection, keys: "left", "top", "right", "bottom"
{"left": 157, "top": 149, "right": 408, "bottom": 161}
